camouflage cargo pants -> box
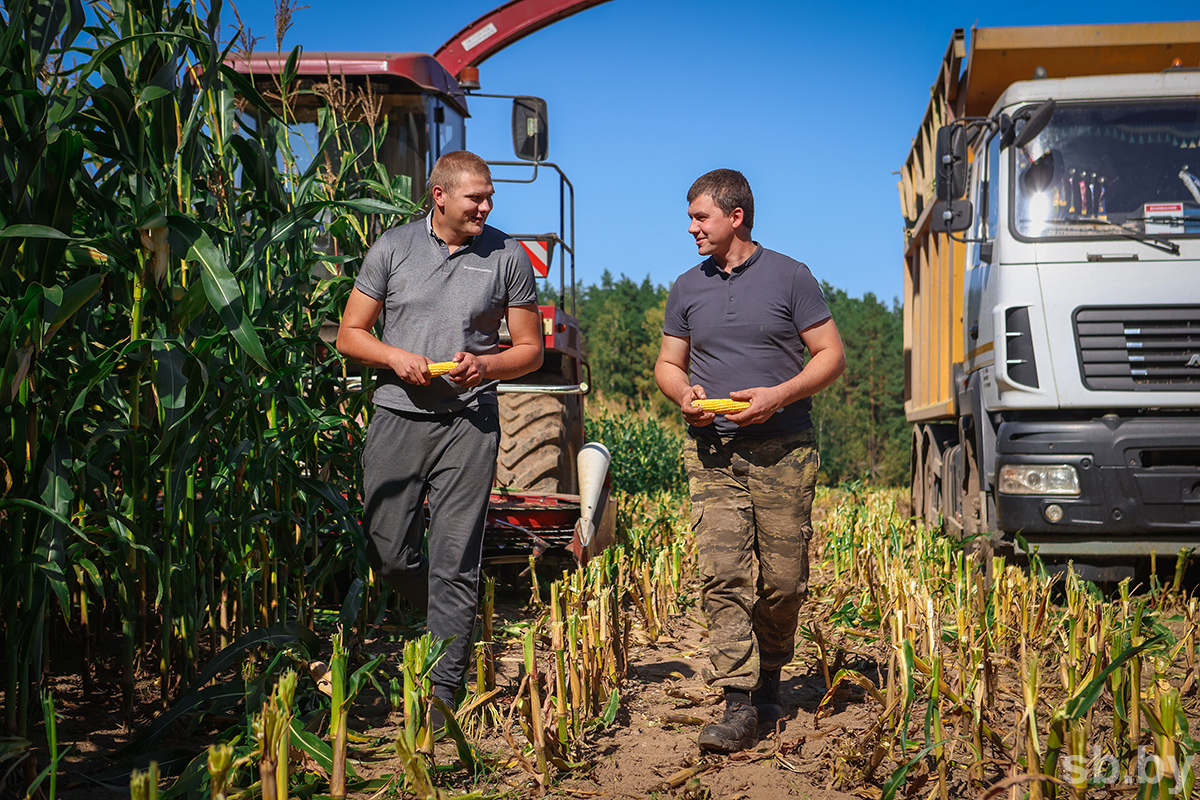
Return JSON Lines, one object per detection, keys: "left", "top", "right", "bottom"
{"left": 683, "top": 429, "right": 819, "bottom": 691}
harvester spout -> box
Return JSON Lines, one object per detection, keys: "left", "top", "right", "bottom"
{"left": 574, "top": 442, "right": 611, "bottom": 547}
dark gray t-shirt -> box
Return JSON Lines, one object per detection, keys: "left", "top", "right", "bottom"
{"left": 663, "top": 245, "right": 831, "bottom": 437}
{"left": 355, "top": 217, "right": 538, "bottom": 413}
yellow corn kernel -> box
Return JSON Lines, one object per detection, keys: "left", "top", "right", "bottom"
{"left": 427, "top": 361, "right": 456, "bottom": 377}
{"left": 692, "top": 398, "right": 750, "bottom": 414}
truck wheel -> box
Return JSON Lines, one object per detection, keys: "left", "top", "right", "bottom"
{"left": 924, "top": 453, "right": 942, "bottom": 530}
{"left": 910, "top": 428, "right": 925, "bottom": 521}
{"left": 497, "top": 392, "right": 571, "bottom": 493}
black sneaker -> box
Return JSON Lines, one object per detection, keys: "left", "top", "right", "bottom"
{"left": 752, "top": 668, "right": 784, "bottom": 724}
{"left": 697, "top": 702, "right": 758, "bottom": 753}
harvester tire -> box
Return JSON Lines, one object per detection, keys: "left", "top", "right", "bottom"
{"left": 497, "top": 392, "right": 571, "bottom": 494}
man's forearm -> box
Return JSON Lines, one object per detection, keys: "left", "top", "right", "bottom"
{"left": 655, "top": 361, "right": 693, "bottom": 407}
{"left": 479, "top": 343, "right": 543, "bottom": 381}
{"left": 337, "top": 328, "right": 403, "bottom": 371}
{"left": 774, "top": 349, "right": 846, "bottom": 406}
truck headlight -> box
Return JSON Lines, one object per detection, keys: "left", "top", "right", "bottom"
{"left": 999, "top": 464, "right": 1081, "bottom": 495}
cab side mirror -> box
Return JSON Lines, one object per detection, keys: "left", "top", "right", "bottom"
{"left": 935, "top": 124, "right": 968, "bottom": 201}
{"left": 512, "top": 96, "right": 548, "bottom": 162}
{"left": 1012, "top": 100, "right": 1056, "bottom": 149}
{"left": 931, "top": 199, "right": 973, "bottom": 232}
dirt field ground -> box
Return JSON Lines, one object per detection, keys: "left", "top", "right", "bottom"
{"left": 29, "top": 491, "right": 1200, "bottom": 800}
{"left": 44, "top": 587, "right": 871, "bottom": 799}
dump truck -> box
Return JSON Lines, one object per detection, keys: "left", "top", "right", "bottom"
{"left": 229, "top": 0, "right": 616, "bottom": 564}
{"left": 901, "top": 22, "right": 1200, "bottom": 575}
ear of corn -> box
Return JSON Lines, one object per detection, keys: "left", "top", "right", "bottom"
{"left": 692, "top": 398, "right": 750, "bottom": 414}
{"left": 427, "top": 361, "right": 456, "bottom": 377}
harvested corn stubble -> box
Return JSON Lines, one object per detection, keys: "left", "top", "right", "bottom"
{"left": 692, "top": 398, "right": 750, "bottom": 414}
{"left": 427, "top": 361, "right": 456, "bottom": 376}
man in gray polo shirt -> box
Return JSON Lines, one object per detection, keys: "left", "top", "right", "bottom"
{"left": 655, "top": 169, "right": 845, "bottom": 753}
{"left": 337, "top": 150, "right": 543, "bottom": 720}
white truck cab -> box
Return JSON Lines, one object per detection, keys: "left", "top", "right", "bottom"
{"left": 943, "top": 70, "right": 1200, "bottom": 558}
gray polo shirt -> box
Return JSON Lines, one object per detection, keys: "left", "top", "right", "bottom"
{"left": 663, "top": 245, "right": 831, "bottom": 437}
{"left": 355, "top": 216, "right": 538, "bottom": 413}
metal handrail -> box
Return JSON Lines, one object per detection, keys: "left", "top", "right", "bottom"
{"left": 497, "top": 382, "right": 589, "bottom": 395}
{"left": 485, "top": 159, "right": 575, "bottom": 315}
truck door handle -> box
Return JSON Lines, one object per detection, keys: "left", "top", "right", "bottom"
{"left": 1086, "top": 252, "right": 1139, "bottom": 262}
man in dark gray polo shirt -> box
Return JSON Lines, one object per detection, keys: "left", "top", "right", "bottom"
{"left": 337, "top": 150, "right": 543, "bottom": 721}
{"left": 655, "top": 169, "right": 845, "bottom": 753}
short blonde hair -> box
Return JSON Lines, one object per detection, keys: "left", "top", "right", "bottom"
{"left": 429, "top": 150, "right": 492, "bottom": 195}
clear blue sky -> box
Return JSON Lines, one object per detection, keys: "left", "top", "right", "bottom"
{"left": 231, "top": 1, "right": 1193, "bottom": 303}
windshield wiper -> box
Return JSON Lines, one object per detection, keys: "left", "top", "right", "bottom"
{"left": 1061, "top": 215, "right": 1180, "bottom": 256}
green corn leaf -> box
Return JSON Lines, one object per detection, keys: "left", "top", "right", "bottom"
{"left": 433, "top": 696, "right": 484, "bottom": 773}
{"left": 171, "top": 280, "right": 209, "bottom": 331}
{"left": 347, "top": 653, "right": 386, "bottom": 703}
{"left": 0, "top": 498, "right": 86, "bottom": 542}
{"left": 152, "top": 341, "right": 187, "bottom": 429}
{"left": 281, "top": 44, "right": 302, "bottom": 87}
{"left": 136, "top": 85, "right": 173, "bottom": 106}
{"left": 1064, "top": 634, "right": 1164, "bottom": 720}
{"left": 158, "top": 747, "right": 212, "bottom": 799}
{"left": 120, "top": 623, "right": 320, "bottom": 753}
{"left": 599, "top": 687, "right": 621, "bottom": 727}
{"left": 43, "top": 273, "right": 102, "bottom": 343}
{"left": 900, "top": 638, "right": 916, "bottom": 708}
{"left": 290, "top": 720, "right": 354, "bottom": 779}
{"left": 121, "top": 683, "right": 246, "bottom": 755}
{"left": 334, "top": 198, "right": 418, "bottom": 216}
{"left": 881, "top": 737, "right": 961, "bottom": 800}
{"left": 339, "top": 578, "right": 364, "bottom": 629}
{"left": 0, "top": 224, "right": 75, "bottom": 240}
{"left": 77, "top": 31, "right": 207, "bottom": 88}
{"left": 168, "top": 216, "right": 269, "bottom": 369}
{"left": 216, "top": 64, "right": 284, "bottom": 124}
{"left": 73, "top": 558, "right": 104, "bottom": 594}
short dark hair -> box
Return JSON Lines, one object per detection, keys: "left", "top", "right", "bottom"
{"left": 687, "top": 169, "right": 754, "bottom": 231}
{"left": 429, "top": 150, "right": 492, "bottom": 195}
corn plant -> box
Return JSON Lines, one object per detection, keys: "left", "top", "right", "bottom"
{"left": 0, "top": 0, "right": 417, "bottom": 775}
{"left": 252, "top": 669, "right": 296, "bottom": 800}
{"left": 394, "top": 633, "right": 448, "bottom": 778}
{"left": 130, "top": 761, "right": 161, "bottom": 800}
{"left": 205, "top": 743, "right": 239, "bottom": 800}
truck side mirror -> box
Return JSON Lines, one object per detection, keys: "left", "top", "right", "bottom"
{"left": 931, "top": 199, "right": 973, "bottom": 232}
{"left": 1012, "top": 100, "right": 1056, "bottom": 149}
{"left": 512, "top": 96, "right": 548, "bottom": 162}
{"left": 935, "top": 124, "right": 968, "bottom": 200}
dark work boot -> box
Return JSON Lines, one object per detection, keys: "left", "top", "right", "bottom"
{"left": 752, "top": 668, "right": 784, "bottom": 725}
{"left": 698, "top": 693, "right": 757, "bottom": 753}
{"left": 429, "top": 685, "right": 458, "bottom": 735}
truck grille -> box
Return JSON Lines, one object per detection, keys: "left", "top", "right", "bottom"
{"left": 1074, "top": 306, "right": 1200, "bottom": 390}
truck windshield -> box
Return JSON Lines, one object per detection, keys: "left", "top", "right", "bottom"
{"left": 1012, "top": 100, "right": 1200, "bottom": 241}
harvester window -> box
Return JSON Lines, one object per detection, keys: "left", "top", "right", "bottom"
{"left": 242, "top": 92, "right": 429, "bottom": 209}
{"left": 425, "top": 97, "right": 466, "bottom": 167}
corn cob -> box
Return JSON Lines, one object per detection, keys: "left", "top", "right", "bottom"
{"left": 427, "top": 361, "right": 456, "bottom": 377}
{"left": 692, "top": 398, "right": 750, "bottom": 414}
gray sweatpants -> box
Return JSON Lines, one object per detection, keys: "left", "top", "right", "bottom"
{"left": 361, "top": 404, "right": 500, "bottom": 697}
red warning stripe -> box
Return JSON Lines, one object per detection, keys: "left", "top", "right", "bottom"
{"left": 520, "top": 240, "right": 550, "bottom": 277}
